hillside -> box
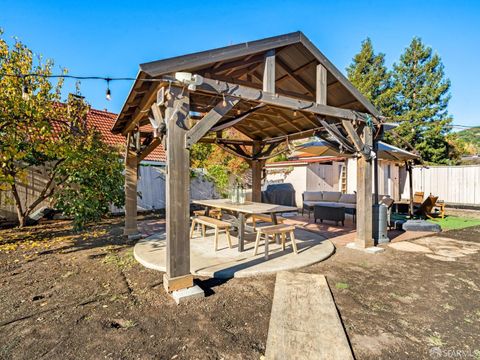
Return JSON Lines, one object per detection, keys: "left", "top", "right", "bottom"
{"left": 456, "top": 126, "right": 480, "bottom": 154}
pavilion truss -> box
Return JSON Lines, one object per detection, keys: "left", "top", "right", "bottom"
{"left": 112, "top": 32, "right": 386, "bottom": 293}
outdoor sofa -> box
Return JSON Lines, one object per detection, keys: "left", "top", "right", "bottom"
{"left": 302, "top": 191, "right": 391, "bottom": 220}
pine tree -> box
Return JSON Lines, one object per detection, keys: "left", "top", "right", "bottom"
{"left": 347, "top": 38, "right": 395, "bottom": 116}
{"left": 392, "top": 37, "right": 453, "bottom": 164}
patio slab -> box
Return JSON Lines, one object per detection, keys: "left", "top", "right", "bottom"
{"left": 134, "top": 228, "right": 335, "bottom": 278}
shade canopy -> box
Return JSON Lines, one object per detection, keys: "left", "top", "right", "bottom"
{"left": 295, "top": 140, "right": 419, "bottom": 162}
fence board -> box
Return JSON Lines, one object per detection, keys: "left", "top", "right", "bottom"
{"left": 400, "top": 165, "right": 480, "bottom": 206}
{"left": 1, "top": 165, "right": 217, "bottom": 221}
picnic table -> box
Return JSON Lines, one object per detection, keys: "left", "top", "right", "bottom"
{"left": 192, "top": 199, "right": 297, "bottom": 252}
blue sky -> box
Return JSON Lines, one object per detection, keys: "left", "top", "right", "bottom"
{"left": 1, "top": 0, "right": 479, "bottom": 128}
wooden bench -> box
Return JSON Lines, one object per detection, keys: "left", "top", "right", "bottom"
{"left": 190, "top": 215, "right": 232, "bottom": 251}
{"left": 193, "top": 208, "right": 222, "bottom": 219}
{"left": 250, "top": 213, "right": 285, "bottom": 230}
{"left": 254, "top": 224, "right": 298, "bottom": 260}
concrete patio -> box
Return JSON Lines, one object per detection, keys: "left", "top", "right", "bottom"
{"left": 134, "top": 225, "right": 335, "bottom": 279}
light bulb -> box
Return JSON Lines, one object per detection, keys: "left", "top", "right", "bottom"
{"left": 106, "top": 79, "right": 112, "bottom": 101}
{"left": 293, "top": 110, "right": 297, "bottom": 117}
{"left": 222, "top": 94, "right": 227, "bottom": 107}
{"left": 22, "top": 84, "right": 29, "bottom": 101}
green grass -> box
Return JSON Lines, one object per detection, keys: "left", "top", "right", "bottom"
{"left": 427, "top": 216, "right": 480, "bottom": 230}
{"left": 335, "top": 282, "right": 349, "bottom": 290}
{"left": 391, "top": 213, "right": 480, "bottom": 231}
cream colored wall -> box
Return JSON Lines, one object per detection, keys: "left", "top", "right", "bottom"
{"left": 306, "top": 162, "right": 343, "bottom": 192}
{"left": 346, "top": 158, "right": 401, "bottom": 199}
{"left": 265, "top": 165, "right": 307, "bottom": 207}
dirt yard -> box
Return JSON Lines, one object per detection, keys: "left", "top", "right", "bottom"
{"left": 0, "top": 216, "right": 479, "bottom": 359}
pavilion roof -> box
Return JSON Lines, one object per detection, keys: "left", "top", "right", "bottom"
{"left": 112, "top": 31, "right": 381, "bottom": 141}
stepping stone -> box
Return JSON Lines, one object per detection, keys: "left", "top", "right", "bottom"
{"left": 265, "top": 271, "right": 353, "bottom": 360}
{"left": 402, "top": 220, "right": 441, "bottom": 232}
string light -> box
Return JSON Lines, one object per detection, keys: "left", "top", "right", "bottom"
{"left": 21, "top": 82, "right": 29, "bottom": 101}
{"left": 293, "top": 110, "right": 297, "bottom": 117}
{"left": 105, "top": 78, "right": 111, "bottom": 101}
{"left": 222, "top": 94, "right": 227, "bottom": 107}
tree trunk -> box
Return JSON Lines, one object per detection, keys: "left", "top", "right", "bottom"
{"left": 9, "top": 161, "right": 63, "bottom": 227}
{"left": 11, "top": 182, "right": 28, "bottom": 227}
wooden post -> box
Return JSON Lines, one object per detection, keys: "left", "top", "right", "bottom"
{"left": 163, "top": 85, "right": 193, "bottom": 292}
{"left": 355, "top": 126, "right": 374, "bottom": 248}
{"left": 373, "top": 140, "right": 379, "bottom": 205}
{"left": 124, "top": 132, "right": 138, "bottom": 236}
{"left": 263, "top": 49, "right": 275, "bottom": 93}
{"left": 251, "top": 141, "right": 263, "bottom": 203}
{"left": 316, "top": 64, "right": 327, "bottom": 105}
{"left": 406, "top": 161, "right": 414, "bottom": 217}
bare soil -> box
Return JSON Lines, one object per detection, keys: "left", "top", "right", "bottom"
{"left": 0, "top": 216, "right": 479, "bottom": 359}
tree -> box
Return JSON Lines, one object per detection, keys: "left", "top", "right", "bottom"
{"left": 346, "top": 38, "right": 395, "bottom": 116}
{"left": 190, "top": 128, "right": 249, "bottom": 196}
{"left": 391, "top": 37, "right": 453, "bottom": 164}
{"left": 0, "top": 33, "right": 124, "bottom": 228}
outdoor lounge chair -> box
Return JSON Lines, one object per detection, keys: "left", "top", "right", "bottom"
{"left": 413, "top": 191, "right": 424, "bottom": 205}
{"left": 414, "top": 195, "right": 439, "bottom": 219}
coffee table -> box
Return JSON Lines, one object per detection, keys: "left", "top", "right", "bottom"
{"left": 313, "top": 204, "right": 345, "bottom": 226}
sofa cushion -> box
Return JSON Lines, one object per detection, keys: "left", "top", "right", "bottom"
{"left": 315, "top": 201, "right": 342, "bottom": 208}
{"left": 339, "top": 193, "right": 356, "bottom": 204}
{"left": 322, "top": 191, "right": 342, "bottom": 202}
{"left": 303, "top": 200, "right": 320, "bottom": 208}
{"left": 304, "top": 191, "right": 323, "bottom": 201}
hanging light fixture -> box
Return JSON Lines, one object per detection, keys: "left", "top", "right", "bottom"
{"left": 21, "top": 76, "right": 30, "bottom": 100}
{"left": 21, "top": 83, "right": 29, "bottom": 101}
{"left": 105, "top": 78, "right": 111, "bottom": 101}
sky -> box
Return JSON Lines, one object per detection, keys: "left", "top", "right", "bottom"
{"left": 1, "top": 0, "right": 479, "bottom": 128}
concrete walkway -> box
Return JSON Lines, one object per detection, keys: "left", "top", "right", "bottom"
{"left": 134, "top": 228, "right": 334, "bottom": 278}
{"left": 265, "top": 272, "right": 353, "bottom": 360}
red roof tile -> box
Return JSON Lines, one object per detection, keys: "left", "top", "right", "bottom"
{"left": 86, "top": 108, "right": 166, "bottom": 162}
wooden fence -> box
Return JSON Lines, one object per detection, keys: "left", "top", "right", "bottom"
{"left": 400, "top": 165, "right": 480, "bottom": 206}
{"left": 1, "top": 165, "right": 217, "bottom": 221}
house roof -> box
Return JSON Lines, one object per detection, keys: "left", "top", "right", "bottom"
{"left": 112, "top": 31, "right": 381, "bottom": 141}
{"left": 87, "top": 108, "right": 165, "bottom": 162}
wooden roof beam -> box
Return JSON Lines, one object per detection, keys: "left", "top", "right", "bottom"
{"left": 316, "top": 64, "right": 327, "bottom": 105}
{"left": 195, "top": 77, "right": 378, "bottom": 124}
{"left": 122, "top": 83, "right": 159, "bottom": 135}
{"left": 263, "top": 49, "right": 275, "bottom": 93}
{"left": 185, "top": 96, "right": 239, "bottom": 148}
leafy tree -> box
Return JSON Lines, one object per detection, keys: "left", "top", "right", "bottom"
{"left": 391, "top": 37, "right": 454, "bottom": 164}
{"left": 347, "top": 38, "right": 395, "bottom": 116}
{"left": 54, "top": 131, "right": 125, "bottom": 230}
{"left": 190, "top": 128, "right": 249, "bottom": 195}
{"left": 0, "top": 32, "right": 124, "bottom": 228}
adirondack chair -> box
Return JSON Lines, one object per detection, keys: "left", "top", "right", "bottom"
{"left": 413, "top": 191, "right": 424, "bottom": 205}
{"left": 415, "top": 195, "right": 439, "bottom": 219}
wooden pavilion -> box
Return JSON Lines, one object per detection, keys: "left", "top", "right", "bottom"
{"left": 111, "top": 32, "right": 385, "bottom": 293}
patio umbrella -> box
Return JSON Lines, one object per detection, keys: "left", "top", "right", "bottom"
{"left": 293, "top": 140, "right": 347, "bottom": 158}
{"left": 294, "top": 140, "right": 419, "bottom": 161}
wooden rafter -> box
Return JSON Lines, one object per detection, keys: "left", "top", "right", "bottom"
{"left": 210, "top": 104, "right": 265, "bottom": 132}
{"left": 123, "top": 83, "right": 158, "bottom": 135}
{"left": 276, "top": 57, "right": 315, "bottom": 95}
